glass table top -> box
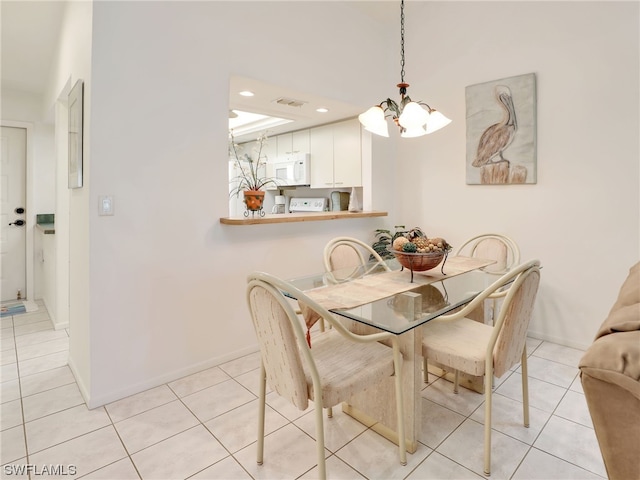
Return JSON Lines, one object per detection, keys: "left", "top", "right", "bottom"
{"left": 287, "top": 259, "right": 505, "bottom": 335}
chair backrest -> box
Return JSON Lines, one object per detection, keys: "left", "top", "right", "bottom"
{"left": 323, "top": 237, "right": 391, "bottom": 282}
{"left": 247, "top": 276, "right": 310, "bottom": 410}
{"left": 247, "top": 271, "right": 390, "bottom": 408}
{"left": 490, "top": 261, "right": 540, "bottom": 377}
{"left": 455, "top": 234, "right": 520, "bottom": 275}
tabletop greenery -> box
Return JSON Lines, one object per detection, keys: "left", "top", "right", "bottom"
{"left": 229, "top": 130, "right": 280, "bottom": 197}
{"left": 371, "top": 225, "right": 408, "bottom": 260}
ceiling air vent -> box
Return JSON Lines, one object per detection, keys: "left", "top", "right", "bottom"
{"left": 274, "top": 97, "right": 308, "bottom": 108}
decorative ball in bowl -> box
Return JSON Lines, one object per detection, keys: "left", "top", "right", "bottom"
{"left": 389, "top": 228, "right": 452, "bottom": 281}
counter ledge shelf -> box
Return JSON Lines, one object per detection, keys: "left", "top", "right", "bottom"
{"left": 219, "top": 210, "right": 388, "bottom": 225}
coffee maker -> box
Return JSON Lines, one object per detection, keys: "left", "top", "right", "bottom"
{"left": 271, "top": 195, "right": 286, "bottom": 214}
{"left": 330, "top": 191, "right": 350, "bottom": 211}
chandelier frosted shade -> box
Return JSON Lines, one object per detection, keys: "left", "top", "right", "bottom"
{"left": 360, "top": 100, "right": 451, "bottom": 138}
{"left": 400, "top": 125, "right": 427, "bottom": 138}
{"left": 398, "top": 101, "right": 429, "bottom": 129}
{"left": 425, "top": 109, "right": 452, "bottom": 134}
{"left": 358, "top": 106, "right": 390, "bottom": 137}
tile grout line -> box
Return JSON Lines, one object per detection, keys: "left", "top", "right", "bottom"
{"left": 101, "top": 406, "right": 144, "bottom": 480}
{"left": 7, "top": 312, "right": 34, "bottom": 478}
{"left": 5, "top": 310, "right": 599, "bottom": 480}
{"left": 419, "top": 343, "right": 585, "bottom": 479}
{"left": 8, "top": 314, "right": 32, "bottom": 473}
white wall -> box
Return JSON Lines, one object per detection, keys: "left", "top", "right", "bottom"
{"left": 34, "top": 231, "right": 57, "bottom": 323}
{"left": 85, "top": 1, "right": 395, "bottom": 407}
{"left": 396, "top": 2, "right": 639, "bottom": 348}
{"left": 44, "top": 0, "right": 93, "bottom": 401}
{"left": 32, "top": 123, "right": 55, "bottom": 216}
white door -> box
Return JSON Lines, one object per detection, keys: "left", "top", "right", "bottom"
{"left": 0, "top": 127, "right": 27, "bottom": 301}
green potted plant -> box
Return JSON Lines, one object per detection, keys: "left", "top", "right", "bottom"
{"left": 371, "top": 225, "right": 408, "bottom": 260}
{"left": 229, "top": 130, "right": 280, "bottom": 214}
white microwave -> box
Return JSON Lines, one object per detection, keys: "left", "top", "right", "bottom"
{"left": 267, "top": 153, "right": 310, "bottom": 187}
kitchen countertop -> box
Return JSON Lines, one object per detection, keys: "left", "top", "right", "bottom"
{"left": 220, "top": 210, "right": 387, "bottom": 225}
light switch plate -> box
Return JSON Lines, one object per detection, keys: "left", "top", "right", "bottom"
{"left": 99, "top": 195, "right": 114, "bottom": 216}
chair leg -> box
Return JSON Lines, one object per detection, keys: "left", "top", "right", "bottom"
{"left": 257, "top": 363, "right": 266, "bottom": 465}
{"left": 521, "top": 346, "right": 530, "bottom": 428}
{"left": 314, "top": 401, "right": 327, "bottom": 479}
{"left": 453, "top": 369, "right": 460, "bottom": 394}
{"left": 423, "top": 356, "right": 429, "bottom": 384}
{"left": 392, "top": 342, "right": 407, "bottom": 466}
{"left": 483, "top": 367, "right": 493, "bottom": 476}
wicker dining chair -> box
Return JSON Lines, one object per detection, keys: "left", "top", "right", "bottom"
{"left": 421, "top": 259, "right": 541, "bottom": 476}
{"left": 323, "top": 236, "right": 391, "bottom": 284}
{"left": 455, "top": 233, "right": 521, "bottom": 323}
{"left": 455, "top": 233, "right": 520, "bottom": 275}
{"left": 247, "top": 271, "right": 407, "bottom": 480}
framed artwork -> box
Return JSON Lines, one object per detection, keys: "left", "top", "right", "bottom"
{"left": 68, "top": 79, "right": 84, "bottom": 189}
{"left": 465, "top": 73, "right": 537, "bottom": 185}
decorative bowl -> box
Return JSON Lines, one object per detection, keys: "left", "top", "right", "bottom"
{"left": 390, "top": 249, "right": 446, "bottom": 272}
{"left": 389, "top": 249, "right": 449, "bottom": 282}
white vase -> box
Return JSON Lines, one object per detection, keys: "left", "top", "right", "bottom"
{"left": 348, "top": 187, "right": 360, "bottom": 212}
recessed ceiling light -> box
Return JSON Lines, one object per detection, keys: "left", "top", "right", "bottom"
{"left": 316, "top": 107, "right": 329, "bottom": 113}
{"left": 239, "top": 90, "right": 254, "bottom": 97}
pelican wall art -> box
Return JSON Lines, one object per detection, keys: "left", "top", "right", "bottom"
{"left": 465, "top": 73, "right": 537, "bottom": 185}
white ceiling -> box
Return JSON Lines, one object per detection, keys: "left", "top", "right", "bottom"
{"left": 1, "top": 1, "right": 67, "bottom": 95}
{"left": 228, "top": 75, "right": 367, "bottom": 143}
{"left": 227, "top": 2, "right": 399, "bottom": 142}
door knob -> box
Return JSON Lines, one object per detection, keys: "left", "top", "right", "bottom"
{"left": 8, "top": 219, "right": 25, "bottom": 226}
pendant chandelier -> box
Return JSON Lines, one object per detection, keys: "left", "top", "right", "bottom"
{"left": 358, "top": 0, "right": 451, "bottom": 138}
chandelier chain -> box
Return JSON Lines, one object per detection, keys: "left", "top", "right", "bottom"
{"left": 357, "top": 0, "right": 451, "bottom": 136}
{"left": 400, "top": 0, "right": 405, "bottom": 83}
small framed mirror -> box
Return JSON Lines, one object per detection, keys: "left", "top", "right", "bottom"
{"left": 68, "top": 79, "right": 84, "bottom": 189}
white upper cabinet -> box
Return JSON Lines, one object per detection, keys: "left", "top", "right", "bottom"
{"left": 292, "top": 129, "right": 310, "bottom": 154}
{"left": 333, "top": 119, "right": 362, "bottom": 188}
{"left": 277, "top": 133, "right": 293, "bottom": 157}
{"left": 310, "top": 124, "right": 334, "bottom": 188}
{"left": 310, "top": 118, "right": 362, "bottom": 188}
{"left": 276, "top": 130, "right": 310, "bottom": 158}
{"left": 238, "top": 137, "right": 277, "bottom": 163}
{"left": 263, "top": 136, "right": 277, "bottom": 162}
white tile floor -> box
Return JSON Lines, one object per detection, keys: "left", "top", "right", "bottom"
{"left": 1, "top": 302, "right": 606, "bottom": 479}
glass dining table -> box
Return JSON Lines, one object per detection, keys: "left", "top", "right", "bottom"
{"left": 286, "top": 255, "right": 500, "bottom": 454}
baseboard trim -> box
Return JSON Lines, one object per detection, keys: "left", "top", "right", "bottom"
{"left": 67, "top": 356, "right": 91, "bottom": 407}
{"left": 527, "top": 330, "right": 590, "bottom": 352}
{"left": 77, "top": 345, "right": 260, "bottom": 409}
